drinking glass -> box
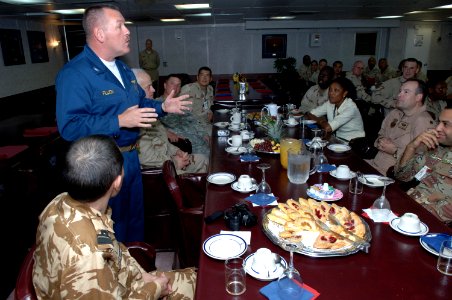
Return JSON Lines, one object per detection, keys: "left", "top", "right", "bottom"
{"left": 287, "top": 149, "right": 310, "bottom": 184}
{"left": 256, "top": 163, "right": 271, "bottom": 194}
{"left": 371, "top": 177, "right": 394, "bottom": 220}
{"left": 278, "top": 244, "right": 303, "bottom": 299}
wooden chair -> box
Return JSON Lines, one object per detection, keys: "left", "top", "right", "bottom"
{"left": 162, "top": 160, "right": 207, "bottom": 268}
{"left": 14, "top": 242, "right": 156, "bottom": 300}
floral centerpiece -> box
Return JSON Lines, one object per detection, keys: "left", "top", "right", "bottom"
{"left": 232, "top": 72, "right": 249, "bottom": 92}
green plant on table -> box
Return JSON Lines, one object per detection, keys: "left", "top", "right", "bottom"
{"left": 261, "top": 114, "right": 283, "bottom": 143}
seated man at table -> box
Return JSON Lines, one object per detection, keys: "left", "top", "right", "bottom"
{"left": 366, "top": 79, "right": 435, "bottom": 175}
{"left": 394, "top": 104, "right": 452, "bottom": 225}
{"left": 33, "top": 135, "right": 197, "bottom": 299}
{"left": 425, "top": 79, "right": 448, "bottom": 122}
{"left": 160, "top": 67, "right": 213, "bottom": 155}
{"left": 132, "top": 69, "right": 208, "bottom": 173}
{"left": 300, "top": 66, "right": 334, "bottom": 113}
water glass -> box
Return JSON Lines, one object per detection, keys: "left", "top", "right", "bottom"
{"left": 225, "top": 257, "right": 246, "bottom": 295}
{"left": 349, "top": 171, "right": 363, "bottom": 194}
{"left": 287, "top": 149, "right": 310, "bottom": 184}
{"left": 437, "top": 239, "right": 452, "bottom": 276}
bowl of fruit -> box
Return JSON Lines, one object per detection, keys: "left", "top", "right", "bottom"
{"left": 249, "top": 138, "right": 280, "bottom": 154}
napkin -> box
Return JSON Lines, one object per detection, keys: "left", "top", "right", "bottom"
{"left": 362, "top": 208, "right": 398, "bottom": 223}
{"left": 317, "top": 164, "right": 336, "bottom": 172}
{"left": 240, "top": 154, "right": 260, "bottom": 162}
{"left": 260, "top": 278, "right": 320, "bottom": 300}
{"left": 245, "top": 193, "right": 278, "bottom": 207}
{"left": 422, "top": 233, "right": 452, "bottom": 253}
{"left": 220, "top": 230, "right": 251, "bottom": 245}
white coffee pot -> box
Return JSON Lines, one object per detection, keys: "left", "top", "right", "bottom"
{"left": 261, "top": 103, "right": 280, "bottom": 117}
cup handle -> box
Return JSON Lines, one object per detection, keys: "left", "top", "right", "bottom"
{"left": 227, "top": 138, "right": 232, "bottom": 146}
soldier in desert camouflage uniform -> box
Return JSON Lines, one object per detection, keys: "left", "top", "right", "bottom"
{"left": 33, "top": 135, "right": 196, "bottom": 299}
{"left": 395, "top": 106, "right": 452, "bottom": 224}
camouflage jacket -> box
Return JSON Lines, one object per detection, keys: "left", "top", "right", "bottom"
{"left": 395, "top": 147, "right": 452, "bottom": 223}
{"left": 33, "top": 193, "right": 196, "bottom": 299}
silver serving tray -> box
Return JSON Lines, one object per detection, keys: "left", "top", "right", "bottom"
{"left": 262, "top": 210, "right": 372, "bottom": 257}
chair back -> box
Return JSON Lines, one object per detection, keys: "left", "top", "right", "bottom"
{"left": 15, "top": 245, "right": 37, "bottom": 300}
{"left": 162, "top": 160, "right": 206, "bottom": 267}
{"left": 15, "top": 242, "right": 155, "bottom": 299}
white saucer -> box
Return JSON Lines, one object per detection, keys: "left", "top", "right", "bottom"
{"left": 301, "top": 120, "right": 316, "bottom": 125}
{"left": 216, "top": 109, "right": 230, "bottom": 114}
{"left": 244, "top": 253, "right": 287, "bottom": 281}
{"left": 207, "top": 172, "right": 236, "bottom": 185}
{"left": 225, "top": 146, "right": 247, "bottom": 155}
{"left": 228, "top": 125, "right": 243, "bottom": 131}
{"left": 203, "top": 234, "right": 247, "bottom": 260}
{"left": 390, "top": 218, "right": 429, "bottom": 236}
{"left": 283, "top": 120, "right": 299, "bottom": 127}
{"left": 329, "top": 169, "right": 356, "bottom": 180}
{"left": 231, "top": 181, "right": 258, "bottom": 193}
{"left": 214, "top": 121, "right": 229, "bottom": 128}
{"left": 358, "top": 174, "right": 385, "bottom": 187}
{"left": 327, "top": 144, "right": 351, "bottom": 153}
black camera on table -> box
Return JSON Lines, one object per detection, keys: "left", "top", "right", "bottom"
{"left": 224, "top": 203, "right": 258, "bottom": 230}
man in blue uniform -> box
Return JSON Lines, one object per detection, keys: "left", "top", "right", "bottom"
{"left": 56, "top": 4, "right": 191, "bottom": 242}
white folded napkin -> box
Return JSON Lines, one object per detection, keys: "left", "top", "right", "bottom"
{"left": 363, "top": 208, "right": 398, "bottom": 223}
{"left": 220, "top": 230, "right": 251, "bottom": 245}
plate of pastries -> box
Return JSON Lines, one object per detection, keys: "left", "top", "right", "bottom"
{"left": 262, "top": 197, "right": 372, "bottom": 257}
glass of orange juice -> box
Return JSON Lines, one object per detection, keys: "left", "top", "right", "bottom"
{"left": 280, "top": 138, "right": 302, "bottom": 169}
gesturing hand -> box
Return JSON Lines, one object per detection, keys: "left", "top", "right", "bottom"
{"left": 162, "top": 90, "right": 192, "bottom": 114}
{"left": 118, "top": 105, "right": 157, "bottom": 128}
{"left": 410, "top": 129, "right": 440, "bottom": 151}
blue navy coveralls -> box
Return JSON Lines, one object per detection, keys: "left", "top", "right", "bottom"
{"left": 56, "top": 45, "right": 165, "bottom": 242}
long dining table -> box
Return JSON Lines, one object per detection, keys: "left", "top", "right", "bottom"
{"left": 194, "top": 112, "right": 452, "bottom": 300}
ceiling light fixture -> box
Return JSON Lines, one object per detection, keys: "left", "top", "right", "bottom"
{"left": 50, "top": 9, "right": 85, "bottom": 15}
{"left": 161, "top": 18, "right": 185, "bottom": 22}
{"left": 405, "top": 11, "right": 426, "bottom": 14}
{"left": 375, "top": 15, "right": 403, "bottom": 19}
{"left": 185, "top": 13, "right": 212, "bottom": 17}
{"left": 270, "top": 16, "right": 295, "bottom": 20}
{"left": 432, "top": 4, "right": 452, "bottom": 9}
{"left": 175, "top": 4, "right": 210, "bottom": 10}
{"left": 0, "top": 0, "right": 46, "bottom": 4}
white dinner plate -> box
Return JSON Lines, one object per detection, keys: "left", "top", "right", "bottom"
{"left": 244, "top": 253, "right": 287, "bottom": 281}
{"left": 225, "top": 146, "right": 247, "bottom": 155}
{"left": 214, "top": 121, "right": 229, "bottom": 128}
{"left": 329, "top": 169, "right": 356, "bottom": 180}
{"left": 216, "top": 109, "right": 230, "bottom": 114}
{"left": 358, "top": 174, "right": 386, "bottom": 187}
{"left": 301, "top": 120, "right": 316, "bottom": 125}
{"left": 203, "top": 234, "right": 247, "bottom": 260}
{"left": 327, "top": 144, "right": 351, "bottom": 153}
{"left": 231, "top": 181, "right": 258, "bottom": 193}
{"left": 283, "top": 120, "right": 299, "bottom": 127}
{"left": 207, "top": 172, "right": 236, "bottom": 185}
{"left": 390, "top": 218, "right": 429, "bottom": 236}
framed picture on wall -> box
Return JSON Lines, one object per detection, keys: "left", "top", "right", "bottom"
{"left": 0, "top": 29, "right": 25, "bottom": 66}
{"left": 354, "top": 32, "right": 377, "bottom": 55}
{"left": 262, "top": 34, "right": 287, "bottom": 58}
{"left": 27, "top": 31, "right": 49, "bottom": 63}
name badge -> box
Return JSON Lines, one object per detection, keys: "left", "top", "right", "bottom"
{"left": 415, "top": 166, "right": 431, "bottom": 181}
{"left": 102, "top": 90, "right": 114, "bottom": 96}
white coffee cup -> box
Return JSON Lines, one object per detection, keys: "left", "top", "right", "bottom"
{"left": 335, "top": 165, "right": 351, "bottom": 178}
{"left": 398, "top": 213, "right": 421, "bottom": 233}
{"left": 240, "top": 130, "right": 250, "bottom": 140}
{"left": 230, "top": 123, "right": 240, "bottom": 130}
{"left": 227, "top": 135, "right": 242, "bottom": 147}
{"left": 230, "top": 112, "right": 241, "bottom": 124}
{"left": 252, "top": 248, "right": 276, "bottom": 274}
{"left": 287, "top": 116, "right": 297, "bottom": 125}
{"left": 237, "top": 174, "right": 253, "bottom": 190}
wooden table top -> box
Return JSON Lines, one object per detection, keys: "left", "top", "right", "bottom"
{"left": 194, "top": 113, "right": 452, "bottom": 300}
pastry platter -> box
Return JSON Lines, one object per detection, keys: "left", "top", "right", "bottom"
{"left": 262, "top": 198, "right": 372, "bottom": 257}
